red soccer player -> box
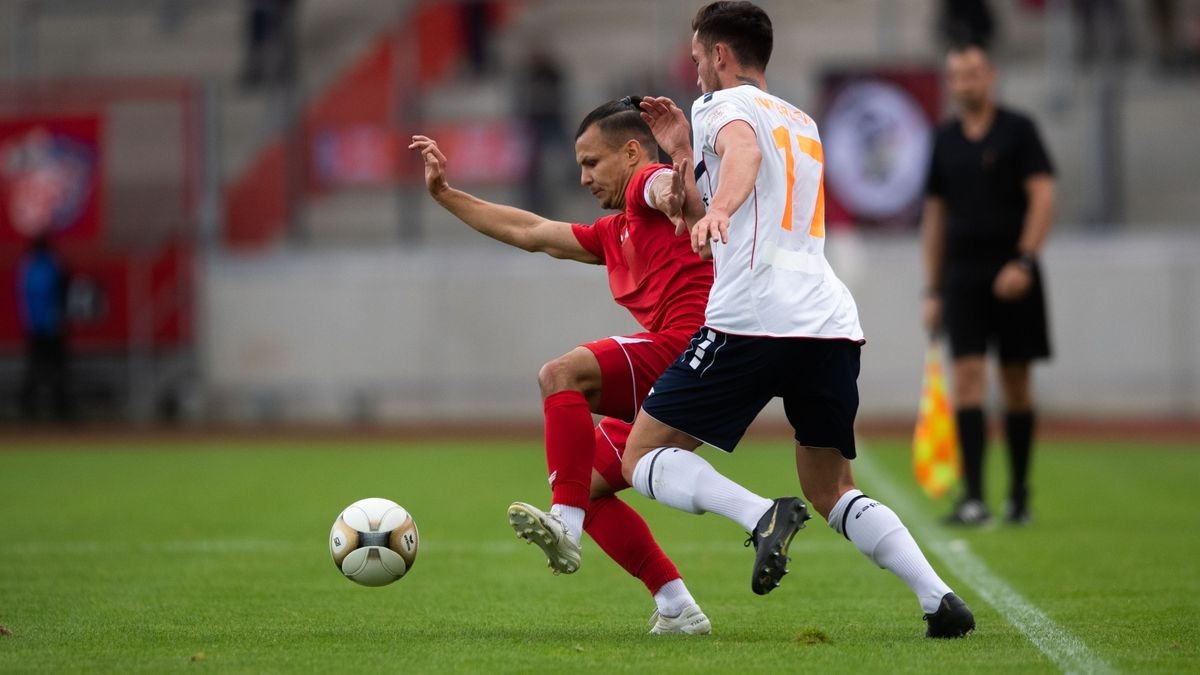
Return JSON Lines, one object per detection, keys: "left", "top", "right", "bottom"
{"left": 409, "top": 95, "right": 712, "bottom": 634}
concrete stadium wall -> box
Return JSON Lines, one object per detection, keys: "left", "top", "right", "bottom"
{"left": 202, "top": 232, "right": 1200, "bottom": 423}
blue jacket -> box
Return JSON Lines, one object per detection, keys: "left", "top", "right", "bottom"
{"left": 18, "top": 249, "right": 67, "bottom": 337}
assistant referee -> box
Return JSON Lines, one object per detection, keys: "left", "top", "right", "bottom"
{"left": 921, "top": 43, "right": 1056, "bottom": 526}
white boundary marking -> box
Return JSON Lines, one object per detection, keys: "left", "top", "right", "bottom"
{"left": 855, "top": 450, "right": 1116, "bottom": 675}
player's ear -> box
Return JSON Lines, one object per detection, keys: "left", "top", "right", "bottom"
{"left": 624, "top": 139, "right": 640, "bottom": 163}
{"left": 713, "top": 42, "right": 728, "bottom": 69}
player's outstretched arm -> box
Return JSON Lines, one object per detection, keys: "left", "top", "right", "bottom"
{"left": 691, "top": 121, "right": 760, "bottom": 253}
{"left": 408, "top": 135, "right": 599, "bottom": 263}
{"left": 647, "top": 157, "right": 705, "bottom": 235}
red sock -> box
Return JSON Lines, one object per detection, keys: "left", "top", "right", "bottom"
{"left": 544, "top": 390, "right": 593, "bottom": 509}
{"left": 585, "top": 495, "right": 681, "bottom": 595}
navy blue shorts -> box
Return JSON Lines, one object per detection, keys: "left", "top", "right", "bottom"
{"left": 641, "top": 328, "right": 862, "bottom": 458}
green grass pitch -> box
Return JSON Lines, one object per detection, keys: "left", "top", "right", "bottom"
{"left": 0, "top": 434, "right": 1197, "bottom": 673}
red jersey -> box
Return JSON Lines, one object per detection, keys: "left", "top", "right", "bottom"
{"left": 572, "top": 163, "right": 713, "bottom": 334}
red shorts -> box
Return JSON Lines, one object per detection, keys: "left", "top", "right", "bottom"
{"left": 593, "top": 416, "right": 632, "bottom": 491}
{"left": 582, "top": 328, "right": 693, "bottom": 423}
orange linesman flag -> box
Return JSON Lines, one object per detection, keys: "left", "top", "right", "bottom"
{"left": 913, "top": 343, "right": 960, "bottom": 498}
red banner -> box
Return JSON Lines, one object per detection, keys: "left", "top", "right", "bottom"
{"left": 310, "top": 121, "right": 531, "bottom": 190}
{"left": 0, "top": 242, "right": 191, "bottom": 354}
{"left": 0, "top": 115, "right": 103, "bottom": 243}
{"left": 819, "top": 69, "right": 940, "bottom": 229}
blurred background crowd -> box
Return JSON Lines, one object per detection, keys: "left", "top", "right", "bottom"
{"left": 1, "top": 0, "right": 1198, "bottom": 428}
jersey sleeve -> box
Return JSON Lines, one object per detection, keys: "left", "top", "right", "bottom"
{"left": 1017, "top": 116, "right": 1054, "bottom": 178}
{"left": 572, "top": 218, "right": 609, "bottom": 262}
{"left": 629, "top": 164, "right": 673, "bottom": 216}
{"left": 694, "top": 93, "right": 755, "bottom": 154}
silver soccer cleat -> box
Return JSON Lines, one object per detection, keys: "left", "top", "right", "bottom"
{"left": 648, "top": 603, "right": 712, "bottom": 635}
{"left": 507, "top": 501, "right": 582, "bottom": 575}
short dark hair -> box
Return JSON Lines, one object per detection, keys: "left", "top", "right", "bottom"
{"left": 574, "top": 96, "right": 658, "bottom": 155}
{"left": 692, "top": 1, "right": 773, "bottom": 71}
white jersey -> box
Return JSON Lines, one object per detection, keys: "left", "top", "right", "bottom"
{"left": 691, "top": 85, "right": 864, "bottom": 341}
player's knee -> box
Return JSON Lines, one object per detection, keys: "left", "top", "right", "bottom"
{"left": 953, "top": 368, "right": 986, "bottom": 406}
{"left": 1000, "top": 370, "right": 1032, "bottom": 410}
{"left": 537, "top": 357, "right": 581, "bottom": 398}
{"left": 1003, "top": 390, "right": 1032, "bottom": 411}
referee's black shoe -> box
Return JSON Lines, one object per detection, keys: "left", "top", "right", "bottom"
{"left": 924, "top": 592, "right": 976, "bottom": 638}
{"left": 745, "top": 497, "right": 810, "bottom": 595}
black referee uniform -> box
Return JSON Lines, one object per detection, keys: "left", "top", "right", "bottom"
{"left": 927, "top": 106, "right": 1053, "bottom": 362}
{"left": 926, "top": 105, "right": 1055, "bottom": 525}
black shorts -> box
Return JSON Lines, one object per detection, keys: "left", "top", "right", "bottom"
{"left": 640, "top": 328, "right": 861, "bottom": 458}
{"left": 942, "top": 260, "right": 1052, "bottom": 362}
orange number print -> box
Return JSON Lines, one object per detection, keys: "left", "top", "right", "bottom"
{"left": 771, "top": 126, "right": 825, "bottom": 238}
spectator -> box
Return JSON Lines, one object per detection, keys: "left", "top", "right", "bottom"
{"left": 462, "top": 0, "right": 496, "bottom": 76}
{"left": 241, "top": 0, "right": 298, "bottom": 88}
{"left": 1072, "top": 0, "right": 1132, "bottom": 65}
{"left": 515, "top": 47, "right": 570, "bottom": 213}
{"left": 17, "top": 236, "right": 72, "bottom": 422}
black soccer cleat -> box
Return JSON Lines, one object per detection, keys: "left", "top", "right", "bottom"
{"left": 924, "top": 592, "right": 976, "bottom": 638}
{"left": 745, "top": 497, "right": 810, "bottom": 595}
{"left": 1005, "top": 489, "right": 1031, "bottom": 526}
{"left": 1005, "top": 500, "right": 1032, "bottom": 526}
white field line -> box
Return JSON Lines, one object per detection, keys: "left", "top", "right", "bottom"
{"left": 855, "top": 450, "right": 1115, "bottom": 675}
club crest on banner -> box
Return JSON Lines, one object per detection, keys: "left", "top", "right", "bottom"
{"left": 0, "top": 116, "right": 102, "bottom": 241}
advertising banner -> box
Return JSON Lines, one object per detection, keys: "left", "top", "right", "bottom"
{"left": 0, "top": 115, "right": 103, "bottom": 243}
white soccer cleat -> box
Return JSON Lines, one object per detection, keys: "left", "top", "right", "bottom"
{"left": 507, "top": 502, "right": 582, "bottom": 575}
{"left": 648, "top": 603, "right": 712, "bottom": 635}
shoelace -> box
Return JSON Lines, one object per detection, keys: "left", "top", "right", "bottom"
{"left": 743, "top": 532, "right": 757, "bottom": 550}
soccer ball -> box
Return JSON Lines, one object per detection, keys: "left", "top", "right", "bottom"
{"left": 329, "top": 498, "right": 419, "bottom": 587}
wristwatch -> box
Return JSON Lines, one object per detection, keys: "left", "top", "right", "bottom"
{"left": 1014, "top": 253, "right": 1037, "bottom": 271}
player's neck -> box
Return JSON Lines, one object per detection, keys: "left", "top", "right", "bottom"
{"left": 721, "top": 71, "right": 766, "bottom": 92}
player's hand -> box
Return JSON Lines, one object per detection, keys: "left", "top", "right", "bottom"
{"left": 666, "top": 157, "right": 690, "bottom": 235}
{"left": 691, "top": 208, "right": 729, "bottom": 254}
{"left": 408, "top": 135, "right": 449, "bottom": 197}
{"left": 922, "top": 295, "right": 942, "bottom": 337}
{"left": 993, "top": 261, "right": 1033, "bottom": 301}
{"left": 639, "top": 96, "right": 691, "bottom": 158}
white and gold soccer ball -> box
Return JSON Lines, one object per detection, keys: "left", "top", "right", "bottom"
{"left": 329, "top": 498, "right": 419, "bottom": 587}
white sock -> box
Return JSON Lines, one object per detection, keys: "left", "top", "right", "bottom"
{"left": 653, "top": 578, "right": 694, "bottom": 617}
{"left": 828, "top": 489, "right": 952, "bottom": 614}
{"left": 631, "top": 448, "right": 772, "bottom": 532}
{"left": 550, "top": 504, "right": 585, "bottom": 547}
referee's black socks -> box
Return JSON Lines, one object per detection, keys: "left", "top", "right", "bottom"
{"left": 956, "top": 408, "right": 986, "bottom": 503}
{"left": 1004, "top": 410, "right": 1035, "bottom": 508}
